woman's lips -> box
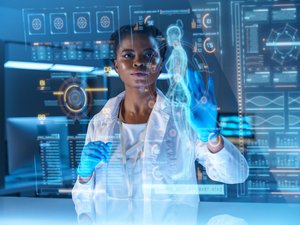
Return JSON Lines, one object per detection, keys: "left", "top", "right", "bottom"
{"left": 131, "top": 71, "right": 148, "bottom": 76}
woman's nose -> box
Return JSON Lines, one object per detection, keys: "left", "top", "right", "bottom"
{"left": 133, "top": 61, "right": 145, "bottom": 68}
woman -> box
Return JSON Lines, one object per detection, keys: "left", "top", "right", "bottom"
{"left": 72, "top": 24, "right": 249, "bottom": 224}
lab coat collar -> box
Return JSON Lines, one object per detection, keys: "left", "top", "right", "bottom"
{"left": 101, "top": 89, "right": 172, "bottom": 121}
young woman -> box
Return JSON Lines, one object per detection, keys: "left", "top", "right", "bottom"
{"left": 72, "top": 24, "right": 249, "bottom": 224}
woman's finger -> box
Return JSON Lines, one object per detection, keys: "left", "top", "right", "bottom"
{"left": 207, "top": 76, "right": 217, "bottom": 105}
{"left": 186, "top": 69, "right": 202, "bottom": 99}
{"left": 194, "top": 70, "right": 205, "bottom": 95}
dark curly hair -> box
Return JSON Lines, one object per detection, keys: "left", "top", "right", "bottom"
{"left": 110, "top": 24, "right": 167, "bottom": 62}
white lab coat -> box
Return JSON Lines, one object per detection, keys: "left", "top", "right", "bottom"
{"left": 72, "top": 89, "right": 249, "bottom": 225}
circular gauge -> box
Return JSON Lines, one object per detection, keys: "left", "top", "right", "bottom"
{"left": 57, "top": 78, "right": 92, "bottom": 119}
{"left": 64, "top": 85, "right": 87, "bottom": 113}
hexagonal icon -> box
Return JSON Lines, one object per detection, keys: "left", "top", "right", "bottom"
{"left": 28, "top": 13, "right": 46, "bottom": 35}
{"left": 96, "top": 11, "right": 114, "bottom": 33}
{"left": 50, "top": 13, "right": 68, "bottom": 34}
{"left": 73, "top": 12, "right": 91, "bottom": 34}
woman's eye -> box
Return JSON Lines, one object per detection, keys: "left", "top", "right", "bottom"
{"left": 145, "top": 52, "right": 158, "bottom": 59}
{"left": 145, "top": 51, "right": 155, "bottom": 58}
{"left": 123, "top": 53, "right": 134, "bottom": 59}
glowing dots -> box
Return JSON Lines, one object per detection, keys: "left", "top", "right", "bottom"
{"left": 208, "top": 132, "right": 222, "bottom": 147}
{"left": 39, "top": 80, "right": 46, "bottom": 87}
{"left": 169, "top": 128, "right": 177, "bottom": 137}
{"left": 37, "top": 113, "right": 46, "bottom": 125}
{"left": 152, "top": 166, "right": 163, "bottom": 181}
{"left": 201, "top": 96, "right": 208, "bottom": 104}
{"left": 39, "top": 79, "right": 46, "bottom": 90}
{"left": 104, "top": 66, "right": 112, "bottom": 73}
{"left": 103, "top": 107, "right": 111, "bottom": 115}
{"left": 151, "top": 144, "right": 160, "bottom": 155}
{"left": 173, "top": 74, "right": 182, "bottom": 83}
{"left": 148, "top": 99, "right": 155, "bottom": 109}
{"left": 37, "top": 113, "right": 46, "bottom": 121}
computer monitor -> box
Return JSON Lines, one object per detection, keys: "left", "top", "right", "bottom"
{"left": 6, "top": 116, "right": 71, "bottom": 195}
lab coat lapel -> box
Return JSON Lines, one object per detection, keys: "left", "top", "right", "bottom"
{"left": 97, "top": 92, "right": 125, "bottom": 142}
{"left": 142, "top": 90, "right": 170, "bottom": 219}
{"left": 142, "top": 90, "right": 170, "bottom": 195}
{"left": 144, "top": 90, "right": 171, "bottom": 160}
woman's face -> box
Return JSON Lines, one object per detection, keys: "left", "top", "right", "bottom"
{"left": 114, "top": 33, "right": 163, "bottom": 89}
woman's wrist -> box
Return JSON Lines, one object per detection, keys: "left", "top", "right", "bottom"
{"left": 79, "top": 176, "right": 92, "bottom": 184}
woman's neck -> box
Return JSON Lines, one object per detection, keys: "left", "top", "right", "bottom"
{"left": 121, "top": 86, "right": 157, "bottom": 124}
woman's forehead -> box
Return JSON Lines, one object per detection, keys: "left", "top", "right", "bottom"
{"left": 118, "top": 33, "right": 159, "bottom": 50}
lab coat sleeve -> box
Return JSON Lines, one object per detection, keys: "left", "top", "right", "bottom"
{"left": 195, "top": 137, "right": 249, "bottom": 184}
{"left": 72, "top": 118, "right": 96, "bottom": 215}
{"left": 72, "top": 174, "right": 95, "bottom": 216}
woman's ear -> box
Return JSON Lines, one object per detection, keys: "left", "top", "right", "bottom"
{"left": 114, "top": 59, "right": 119, "bottom": 73}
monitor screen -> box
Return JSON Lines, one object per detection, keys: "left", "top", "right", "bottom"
{"left": 6, "top": 116, "right": 77, "bottom": 195}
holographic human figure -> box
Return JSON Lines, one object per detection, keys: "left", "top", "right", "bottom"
{"left": 165, "top": 20, "right": 190, "bottom": 105}
{"left": 164, "top": 20, "right": 222, "bottom": 179}
{"left": 165, "top": 20, "right": 187, "bottom": 82}
{"left": 164, "top": 20, "right": 195, "bottom": 179}
{"left": 165, "top": 20, "right": 220, "bottom": 143}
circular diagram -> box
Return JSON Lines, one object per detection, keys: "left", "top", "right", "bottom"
{"left": 77, "top": 16, "right": 87, "bottom": 29}
{"left": 202, "top": 13, "right": 213, "bottom": 29}
{"left": 203, "top": 37, "right": 216, "bottom": 54}
{"left": 54, "top": 17, "right": 64, "bottom": 30}
{"left": 100, "top": 16, "right": 110, "bottom": 28}
{"left": 57, "top": 78, "right": 92, "bottom": 119}
{"left": 64, "top": 85, "right": 87, "bottom": 113}
{"left": 32, "top": 18, "right": 42, "bottom": 31}
{"left": 266, "top": 24, "right": 300, "bottom": 65}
